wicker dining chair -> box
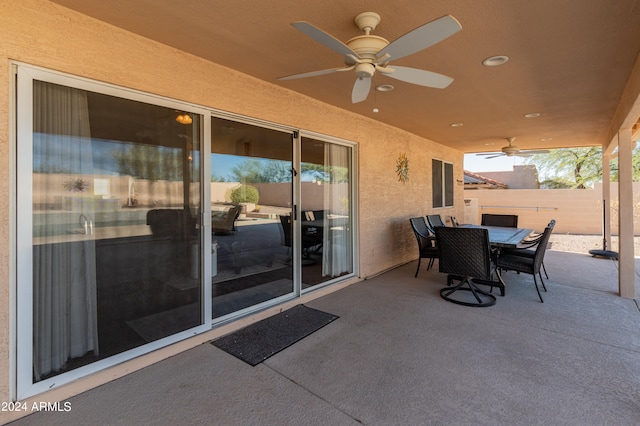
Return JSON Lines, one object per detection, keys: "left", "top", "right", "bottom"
{"left": 481, "top": 213, "right": 518, "bottom": 228}
{"left": 500, "top": 220, "right": 555, "bottom": 279}
{"left": 496, "top": 224, "right": 554, "bottom": 303}
{"left": 434, "top": 226, "right": 502, "bottom": 307}
{"left": 427, "top": 214, "right": 446, "bottom": 230}
{"left": 409, "top": 217, "right": 439, "bottom": 277}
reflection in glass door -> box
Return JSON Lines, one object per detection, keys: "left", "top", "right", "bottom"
{"left": 211, "top": 117, "right": 294, "bottom": 318}
{"left": 18, "top": 72, "right": 206, "bottom": 395}
{"left": 300, "top": 137, "right": 353, "bottom": 288}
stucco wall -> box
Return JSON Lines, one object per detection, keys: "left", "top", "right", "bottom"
{"left": 0, "top": 1, "right": 464, "bottom": 404}
{"left": 464, "top": 183, "right": 640, "bottom": 235}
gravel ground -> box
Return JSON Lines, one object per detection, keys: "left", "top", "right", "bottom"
{"left": 549, "top": 234, "right": 640, "bottom": 255}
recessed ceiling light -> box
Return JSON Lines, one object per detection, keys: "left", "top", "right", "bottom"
{"left": 540, "top": 137, "right": 553, "bottom": 142}
{"left": 372, "top": 108, "right": 379, "bottom": 113}
{"left": 376, "top": 84, "right": 394, "bottom": 92}
{"left": 524, "top": 113, "right": 541, "bottom": 118}
{"left": 482, "top": 55, "right": 509, "bottom": 67}
{"left": 450, "top": 122, "right": 463, "bottom": 127}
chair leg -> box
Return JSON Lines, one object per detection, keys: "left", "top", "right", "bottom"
{"left": 467, "top": 281, "right": 485, "bottom": 304}
{"left": 539, "top": 273, "right": 547, "bottom": 292}
{"left": 533, "top": 275, "right": 544, "bottom": 303}
{"left": 415, "top": 258, "right": 422, "bottom": 277}
{"left": 427, "top": 257, "right": 435, "bottom": 271}
{"left": 542, "top": 262, "right": 549, "bottom": 279}
{"left": 473, "top": 275, "right": 505, "bottom": 297}
{"left": 440, "top": 276, "right": 496, "bottom": 307}
{"left": 496, "top": 271, "right": 506, "bottom": 297}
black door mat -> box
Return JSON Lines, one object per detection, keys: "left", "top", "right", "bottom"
{"left": 211, "top": 304, "right": 339, "bottom": 366}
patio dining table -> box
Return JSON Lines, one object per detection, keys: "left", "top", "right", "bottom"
{"left": 301, "top": 215, "right": 350, "bottom": 234}
{"left": 461, "top": 224, "right": 533, "bottom": 248}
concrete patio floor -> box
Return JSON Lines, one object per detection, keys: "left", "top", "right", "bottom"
{"left": 8, "top": 249, "right": 640, "bottom": 425}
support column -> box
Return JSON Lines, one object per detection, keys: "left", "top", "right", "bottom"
{"left": 617, "top": 127, "right": 635, "bottom": 298}
{"left": 602, "top": 151, "right": 612, "bottom": 248}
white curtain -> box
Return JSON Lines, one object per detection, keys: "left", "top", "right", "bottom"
{"left": 32, "top": 81, "right": 99, "bottom": 380}
{"left": 322, "top": 143, "right": 352, "bottom": 277}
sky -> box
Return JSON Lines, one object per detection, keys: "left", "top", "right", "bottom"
{"left": 463, "top": 153, "right": 528, "bottom": 173}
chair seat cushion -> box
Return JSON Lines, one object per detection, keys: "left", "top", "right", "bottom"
{"left": 501, "top": 248, "right": 535, "bottom": 258}
{"left": 420, "top": 247, "right": 439, "bottom": 257}
{"left": 497, "top": 253, "right": 534, "bottom": 273}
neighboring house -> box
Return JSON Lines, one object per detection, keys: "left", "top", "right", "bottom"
{"left": 464, "top": 165, "right": 540, "bottom": 190}
{"left": 464, "top": 170, "right": 508, "bottom": 189}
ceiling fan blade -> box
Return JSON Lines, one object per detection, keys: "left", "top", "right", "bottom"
{"left": 278, "top": 67, "right": 347, "bottom": 81}
{"left": 377, "top": 15, "right": 462, "bottom": 62}
{"left": 291, "top": 21, "right": 359, "bottom": 59}
{"left": 383, "top": 66, "right": 453, "bottom": 89}
{"left": 485, "top": 154, "right": 506, "bottom": 159}
{"left": 476, "top": 152, "right": 501, "bottom": 156}
{"left": 352, "top": 77, "right": 371, "bottom": 103}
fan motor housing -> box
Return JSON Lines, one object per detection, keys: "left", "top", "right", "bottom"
{"left": 346, "top": 35, "right": 389, "bottom": 60}
{"left": 502, "top": 146, "right": 520, "bottom": 155}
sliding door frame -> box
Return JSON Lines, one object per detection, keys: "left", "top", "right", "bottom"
{"left": 299, "top": 129, "right": 359, "bottom": 290}
{"left": 14, "top": 63, "right": 212, "bottom": 399}
{"left": 11, "top": 63, "right": 358, "bottom": 399}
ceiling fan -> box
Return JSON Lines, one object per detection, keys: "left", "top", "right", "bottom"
{"left": 277, "top": 12, "right": 462, "bottom": 103}
{"left": 476, "top": 138, "right": 551, "bottom": 159}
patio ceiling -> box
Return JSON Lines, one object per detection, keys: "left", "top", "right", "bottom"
{"left": 51, "top": 0, "right": 640, "bottom": 154}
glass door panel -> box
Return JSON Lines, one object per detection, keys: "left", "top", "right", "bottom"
{"left": 300, "top": 137, "right": 353, "bottom": 288}
{"left": 211, "top": 117, "right": 293, "bottom": 318}
{"left": 29, "top": 80, "right": 203, "bottom": 382}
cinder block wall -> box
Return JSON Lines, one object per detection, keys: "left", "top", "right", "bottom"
{"left": 464, "top": 183, "right": 640, "bottom": 235}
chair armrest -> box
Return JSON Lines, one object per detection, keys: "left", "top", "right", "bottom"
{"left": 418, "top": 234, "right": 436, "bottom": 249}
{"left": 516, "top": 234, "right": 544, "bottom": 249}
{"left": 413, "top": 229, "right": 432, "bottom": 240}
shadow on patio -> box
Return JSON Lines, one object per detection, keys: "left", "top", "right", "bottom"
{"left": 10, "top": 249, "right": 640, "bottom": 425}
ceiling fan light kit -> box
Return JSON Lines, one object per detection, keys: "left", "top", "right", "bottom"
{"left": 278, "top": 12, "right": 462, "bottom": 104}
{"left": 482, "top": 55, "right": 509, "bottom": 67}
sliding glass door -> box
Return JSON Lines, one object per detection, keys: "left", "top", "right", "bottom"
{"left": 17, "top": 67, "right": 210, "bottom": 398}
{"left": 15, "top": 65, "right": 356, "bottom": 399}
{"left": 210, "top": 117, "right": 294, "bottom": 319}
{"left": 300, "top": 136, "right": 354, "bottom": 288}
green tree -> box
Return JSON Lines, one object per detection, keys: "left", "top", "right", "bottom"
{"left": 300, "top": 162, "right": 326, "bottom": 182}
{"left": 300, "top": 162, "right": 349, "bottom": 183}
{"left": 528, "top": 147, "right": 602, "bottom": 189}
{"left": 113, "top": 144, "right": 183, "bottom": 181}
{"left": 609, "top": 144, "right": 640, "bottom": 181}
{"left": 528, "top": 144, "right": 640, "bottom": 188}
{"left": 229, "top": 159, "right": 291, "bottom": 183}
{"left": 230, "top": 184, "right": 260, "bottom": 203}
